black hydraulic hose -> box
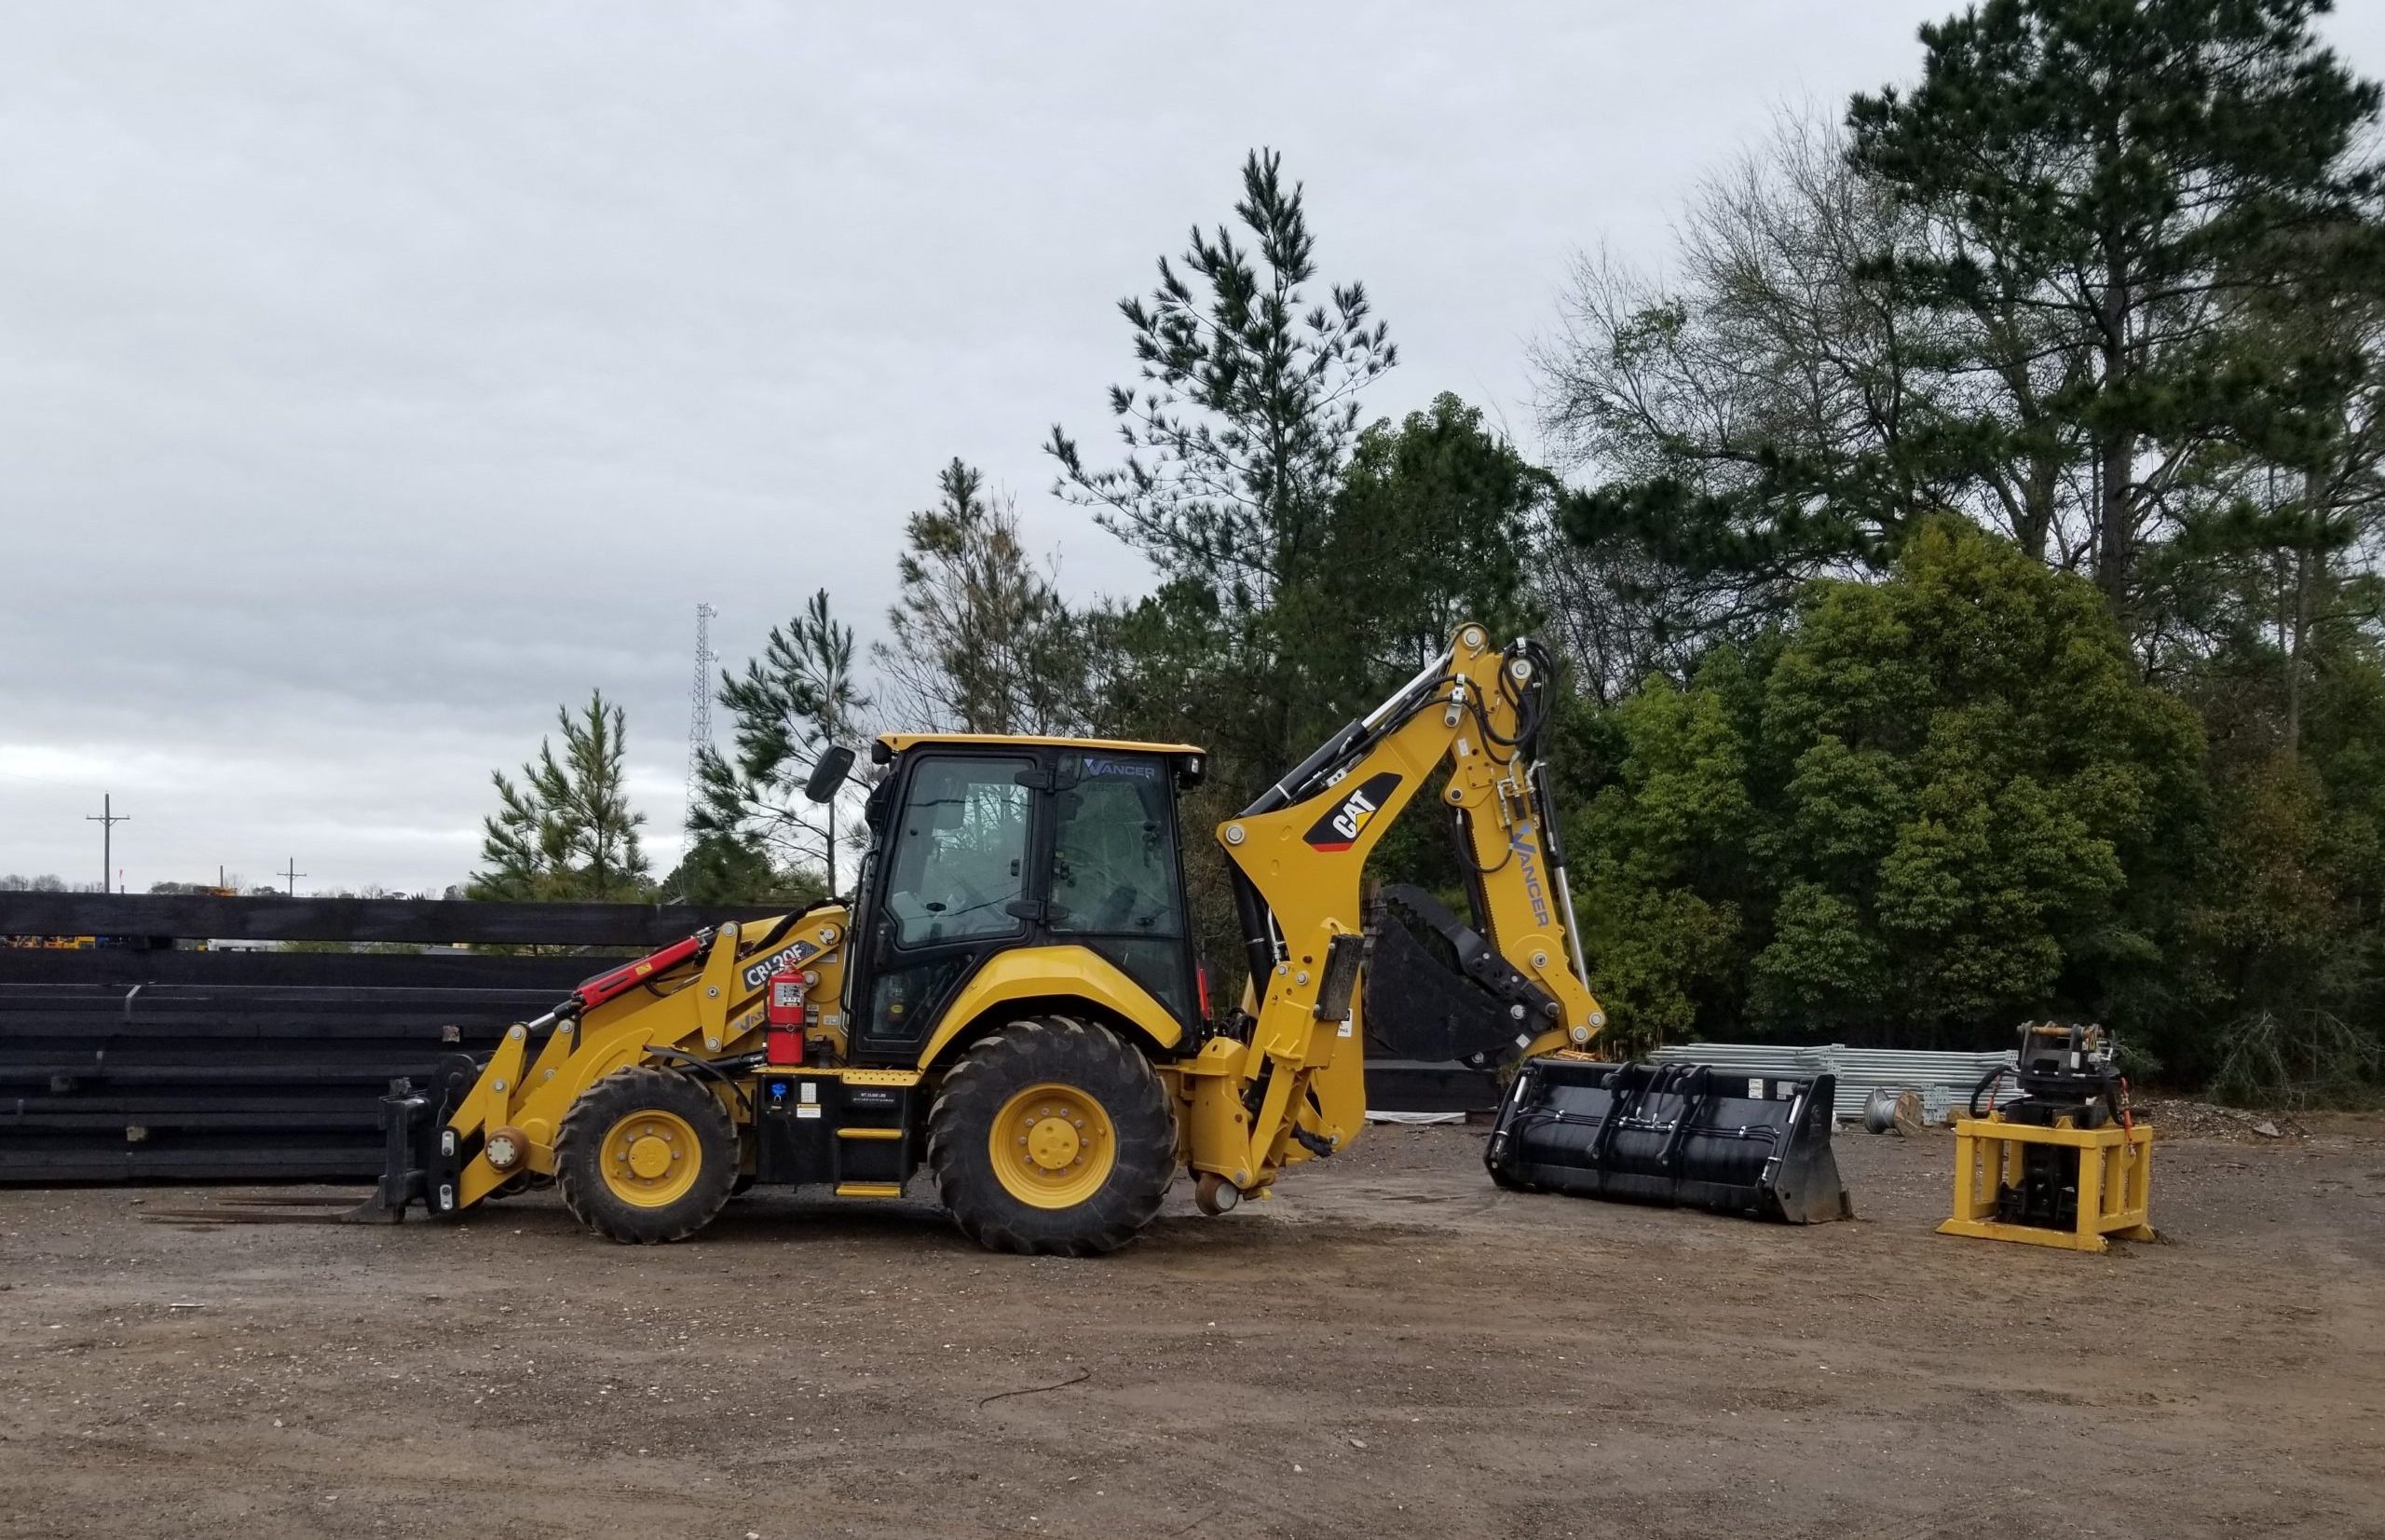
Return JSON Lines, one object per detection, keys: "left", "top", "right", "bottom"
{"left": 1244, "top": 718, "right": 1368, "bottom": 818}
{"left": 1479, "top": 640, "right": 1553, "bottom": 750}
{"left": 1969, "top": 1065, "right": 2008, "bottom": 1119}
{"left": 742, "top": 895, "right": 838, "bottom": 959}
{"left": 644, "top": 1047, "right": 756, "bottom": 1114}
{"left": 1228, "top": 867, "right": 1278, "bottom": 1005}
{"left": 744, "top": 911, "right": 803, "bottom": 954}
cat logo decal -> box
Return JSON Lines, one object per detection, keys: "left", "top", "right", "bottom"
{"left": 1302, "top": 771, "right": 1403, "bottom": 852}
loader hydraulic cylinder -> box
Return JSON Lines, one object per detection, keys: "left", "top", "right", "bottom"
{"left": 570, "top": 931, "right": 708, "bottom": 1014}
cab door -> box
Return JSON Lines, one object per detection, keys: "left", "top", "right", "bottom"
{"left": 1043, "top": 750, "right": 1198, "bottom": 1028}
{"left": 850, "top": 752, "right": 1039, "bottom": 1064}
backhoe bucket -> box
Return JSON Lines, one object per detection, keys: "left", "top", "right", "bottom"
{"left": 1362, "top": 907, "right": 1530, "bottom": 1064}
{"left": 1485, "top": 1058, "right": 1852, "bottom": 1224}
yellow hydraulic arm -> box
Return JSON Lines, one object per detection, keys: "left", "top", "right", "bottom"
{"left": 374, "top": 907, "right": 850, "bottom": 1218}
{"left": 1175, "top": 624, "right": 1607, "bottom": 1209}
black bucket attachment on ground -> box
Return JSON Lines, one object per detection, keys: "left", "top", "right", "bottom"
{"left": 1485, "top": 1057, "right": 1853, "bottom": 1224}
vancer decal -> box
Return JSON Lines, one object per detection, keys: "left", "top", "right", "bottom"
{"left": 1509, "top": 823, "right": 1553, "bottom": 927}
{"left": 1302, "top": 771, "right": 1403, "bottom": 852}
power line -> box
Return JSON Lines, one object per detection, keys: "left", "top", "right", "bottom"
{"left": 279, "top": 857, "right": 307, "bottom": 896}
{"left": 85, "top": 794, "right": 129, "bottom": 893}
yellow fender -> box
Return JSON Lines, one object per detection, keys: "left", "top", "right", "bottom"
{"left": 914, "top": 944, "right": 1187, "bottom": 1067}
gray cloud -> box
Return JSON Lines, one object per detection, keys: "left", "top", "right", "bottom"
{"left": 7, "top": 2, "right": 2378, "bottom": 892}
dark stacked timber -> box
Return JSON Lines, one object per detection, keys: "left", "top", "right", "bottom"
{"left": 0, "top": 892, "right": 784, "bottom": 949}
{"left": 0, "top": 893, "right": 1495, "bottom": 1184}
{"left": 0, "top": 894, "right": 773, "bottom": 1183}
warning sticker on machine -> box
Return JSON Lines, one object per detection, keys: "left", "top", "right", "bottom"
{"left": 796, "top": 1105, "right": 822, "bottom": 1120}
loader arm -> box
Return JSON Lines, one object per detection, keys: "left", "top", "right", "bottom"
{"left": 1179, "top": 624, "right": 1607, "bottom": 1198}
{"left": 375, "top": 905, "right": 852, "bottom": 1219}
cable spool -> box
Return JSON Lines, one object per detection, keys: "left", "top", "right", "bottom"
{"left": 1862, "top": 1087, "right": 1924, "bottom": 1137}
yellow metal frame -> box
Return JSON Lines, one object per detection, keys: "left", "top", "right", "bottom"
{"left": 442, "top": 910, "right": 848, "bottom": 1206}
{"left": 1938, "top": 1113, "right": 2157, "bottom": 1253}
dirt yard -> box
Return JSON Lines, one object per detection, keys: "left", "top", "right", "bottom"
{"left": 2, "top": 1118, "right": 2380, "bottom": 1540}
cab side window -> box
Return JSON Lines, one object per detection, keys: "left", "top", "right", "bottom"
{"left": 1049, "top": 759, "right": 1184, "bottom": 938}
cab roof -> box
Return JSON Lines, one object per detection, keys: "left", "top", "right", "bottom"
{"left": 874, "top": 733, "right": 1206, "bottom": 757}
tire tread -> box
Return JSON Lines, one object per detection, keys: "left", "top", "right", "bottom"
{"left": 554, "top": 1066, "right": 739, "bottom": 1245}
{"left": 927, "top": 1015, "right": 1175, "bottom": 1257}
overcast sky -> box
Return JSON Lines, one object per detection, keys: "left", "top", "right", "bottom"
{"left": 7, "top": 3, "right": 2381, "bottom": 895}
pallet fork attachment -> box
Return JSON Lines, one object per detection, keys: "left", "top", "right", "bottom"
{"left": 141, "top": 1056, "right": 479, "bottom": 1228}
{"left": 361, "top": 1057, "right": 477, "bottom": 1220}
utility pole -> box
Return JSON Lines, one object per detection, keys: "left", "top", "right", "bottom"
{"left": 86, "top": 795, "right": 129, "bottom": 893}
{"left": 279, "top": 857, "right": 307, "bottom": 897}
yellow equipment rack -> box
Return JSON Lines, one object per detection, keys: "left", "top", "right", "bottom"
{"left": 1938, "top": 1112, "right": 2157, "bottom": 1253}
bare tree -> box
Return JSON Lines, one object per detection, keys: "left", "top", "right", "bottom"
{"left": 1531, "top": 109, "right": 2106, "bottom": 678}
{"left": 875, "top": 459, "right": 1087, "bottom": 735}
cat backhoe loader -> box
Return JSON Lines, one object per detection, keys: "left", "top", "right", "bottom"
{"left": 358, "top": 624, "right": 1843, "bottom": 1254}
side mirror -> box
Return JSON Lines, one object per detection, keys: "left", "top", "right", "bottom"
{"left": 803, "top": 744, "right": 857, "bottom": 805}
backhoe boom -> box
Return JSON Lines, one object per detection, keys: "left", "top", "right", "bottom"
{"left": 1181, "top": 624, "right": 1607, "bottom": 1203}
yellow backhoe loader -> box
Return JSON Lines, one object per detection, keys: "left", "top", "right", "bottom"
{"left": 357, "top": 624, "right": 1843, "bottom": 1253}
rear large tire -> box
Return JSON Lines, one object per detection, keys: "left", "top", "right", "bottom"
{"left": 927, "top": 1016, "right": 1176, "bottom": 1257}
{"left": 555, "top": 1066, "right": 738, "bottom": 1244}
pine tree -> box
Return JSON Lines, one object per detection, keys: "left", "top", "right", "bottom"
{"left": 1848, "top": 0, "right": 2385, "bottom": 620}
{"left": 470, "top": 691, "right": 651, "bottom": 902}
{"left": 1047, "top": 147, "right": 1395, "bottom": 784}
{"left": 693, "top": 589, "right": 870, "bottom": 893}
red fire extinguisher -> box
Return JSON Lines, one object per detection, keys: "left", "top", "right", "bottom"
{"left": 765, "top": 967, "right": 811, "bottom": 1065}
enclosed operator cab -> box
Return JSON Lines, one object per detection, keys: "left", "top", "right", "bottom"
{"left": 840, "top": 735, "right": 1207, "bottom": 1066}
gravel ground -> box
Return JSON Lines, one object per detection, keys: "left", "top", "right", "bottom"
{"left": 2, "top": 1116, "right": 2380, "bottom": 1540}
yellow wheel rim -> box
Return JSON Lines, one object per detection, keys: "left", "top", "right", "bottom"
{"left": 989, "top": 1082, "right": 1116, "bottom": 1210}
{"left": 599, "top": 1109, "right": 702, "bottom": 1208}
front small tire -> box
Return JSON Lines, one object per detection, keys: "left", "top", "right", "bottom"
{"left": 927, "top": 1016, "right": 1176, "bottom": 1257}
{"left": 555, "top": 1066, "right": 739, "bottom": 1244}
